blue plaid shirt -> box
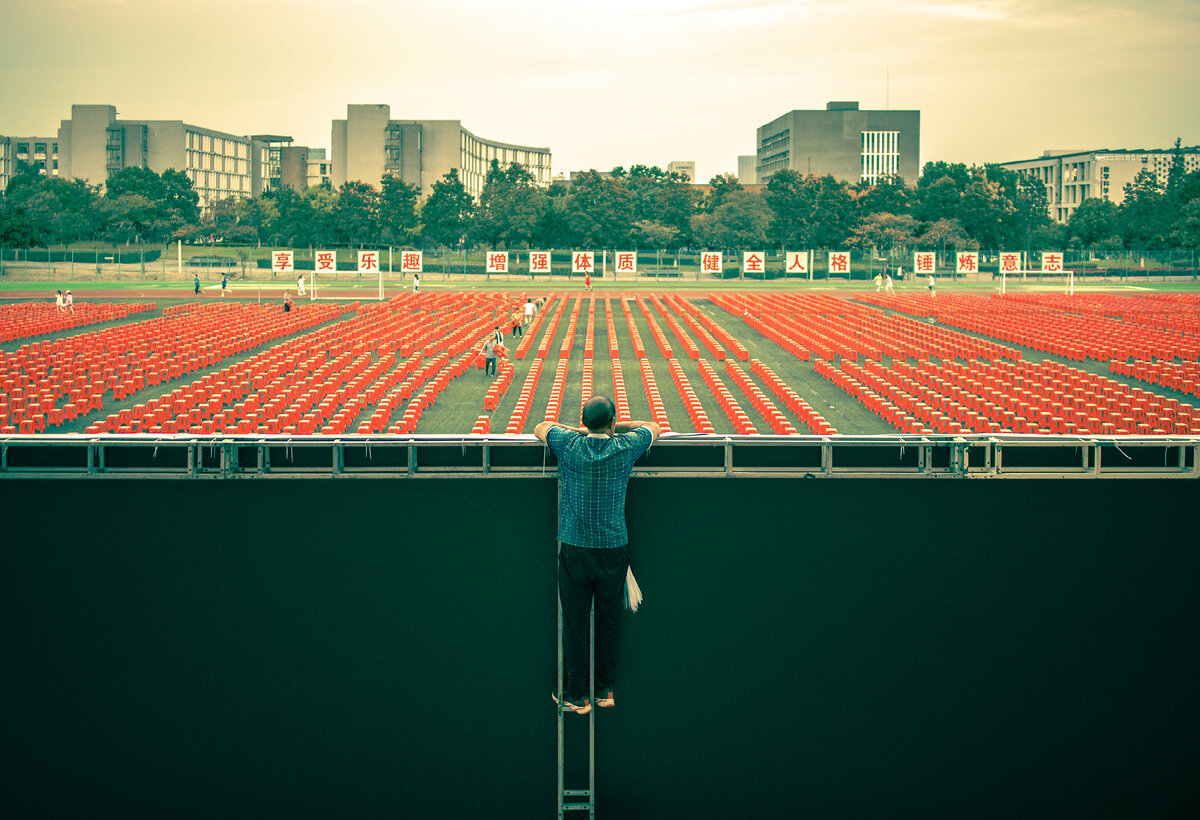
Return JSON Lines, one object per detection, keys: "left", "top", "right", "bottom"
{"left": 546, "top": 427, "right": 654, "bottom": 548}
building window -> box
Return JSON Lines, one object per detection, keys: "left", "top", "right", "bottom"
{"left": 860, "top": 131, "right": 901, "bottom": 184}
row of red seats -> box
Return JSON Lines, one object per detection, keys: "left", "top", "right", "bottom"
{"left": 612, "top": 358, "right": 630, "bottom": 422}
{"left": 663, "top": 294, "right": 727, "bottom": 361}
{"left": 647, "top": 295, "right": 700, "bottom": 359}
{"left": 506, "top": 359, "right": 544, "bottom": 434}
{"left": 682, "top": 297, "right": 748, "bottom": 360}
{"left": 1109, "top": 358, "right": 1200, "bottom": 399}
{"left": 814, "top": 358, "right": 927, "bottom": 435}
{"left": 545, "top": 359, "right": 571, "bottom": 423}
{"left": 666, "top": 358, "right": 714, "bottom": 433}
{"left": 638, "top": 359, "right": 671, "bottom": 431}
{"left": 0, "top": 300, "right": 156, "bottom": 343}
{"left": 559, "top": 297, "right": 582, "bottom": 360}
{"left": 750, "top": 359, "right": 837, "bottom": 435}
{"left": 535, "top": 297, "right": 568, "bottom": 360}
{"left": 620, "top": 299, "right": 647, "bottom": 359}
{"left": 697, "top": 358, "right": 757, "bottom": 435}
{"left": 634, "top": 297, "right": 674, "bottom": 360}
{"left": 723, "top": 360, "right": 797, "bottom": 435}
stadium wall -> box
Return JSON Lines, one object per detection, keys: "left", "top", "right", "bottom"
{"left": 2, "top": 476, "right": 1198, "bottom": 818}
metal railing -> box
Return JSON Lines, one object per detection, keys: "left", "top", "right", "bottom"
{"left": 2, "top": 434, "right": 1197, "bottom": 480}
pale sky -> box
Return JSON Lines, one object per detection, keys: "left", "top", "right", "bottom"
{"left": 2, "top": 0, "right": 1198, "bottom": 184}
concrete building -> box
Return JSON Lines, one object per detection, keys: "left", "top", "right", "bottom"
{"left": 756, "top": 101, "right": 920, "bottom": 185}
{"left": 331, "top": 104, "right": 551, "bottom": 198}
{"left": 737, "top": 155, "right": 757, "bottom": 185}
{"left": 667, "top": 160, "right": 695, "bottom": 183}
{"left": 56, "top": 104, "right": 255, "bottom": 208}
{"left": 307, "top": 148, "right": 333, "bottom": 188}
{"left": 0, "top": 135, "right": 60, "bottom": 192}
{"left": 996, "top": 146, "right": 1200, "bottom": 222}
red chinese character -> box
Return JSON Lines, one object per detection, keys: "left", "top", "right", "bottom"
{"left": 702, "top": 253, "right": 721, "bottom": 272}
{"left": 360, "top": 253, "right": 378, "bottom": 271}
{"left": 573, "top": 253, "right": 593, "bottom": 272}
{"left": 316, "top": 252, "right": 334, "bottom": 271}
{"left": 402, "top": 252, "right": 421, "bottom": 271}
{"left": 744, "top": 253, "right": 764, "bottom": 272}
{"left": 616, "top": 253, "right": 635, "bottom": 272}
{"left": 488, "top": 252, "right": 507, "bottom": 271}
{"left": 916, "top": 254, "right": 934, "bottom": 272}
{"left": 530, "top": 253, "right": 549, "bottom": 271}
{"left": 829, "top": 254, "right": 848, "bottom": 273}
{"left": 787, "top": 254, "right": 806, "bottom": 271}
{"left": 958, "top": 254, "right": 977, "bottom": 273}
{"left": 1000, "top": 255, "right": 1019, "bottom": 272}
{"left": 1044, "top": 253, "right": 1062, "bottom": 272}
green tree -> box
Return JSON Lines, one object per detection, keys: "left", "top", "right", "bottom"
{"left": 1169, "top": 199, "right": 1200, "bottom": 250}
{"left": 626, "top": 165, "right": 695, "bottom": 249}
{"left": 849, "top": 212, "right": 919, "bottom": 258}
{"left": 472, "top": 161, "right": 546, "bottom": 248}
{"left": 690, "top": 190, "right": 770, "bottom": 250}
{"left": 379, "top": 176, "right": 420, "bottom": 246}
{"left": 1118, "top": 169, "right": 1168, "bottom": 249}
{"left": 855, "top": 175, "right": 912, "bottom": 216}
{"left": 701, "top": 173, "right": 743, "bottom": 213}
{"left": 958, "top": 177, "right": 1015, "bottom": 248}
{"left": 564, "top": 170, "right": 633, "bottom": 248}
{"left": 237, "top": 196, "right": 279, "bottom": 246}
{"left": 920, "top": 217, "right": 974, "bottom": 264}
{"left": 331, "top": 181, "right": 380, "bottom": 246}
{"left": 917, "top": 161, "right": 972, "bottom": 190}
{"left": 1067, "top": 198, "right": 1121, "bottom": 248}
{"left": 763, "top": 169, "right": 808, "bottom": 250}
{"left": 420, "top": 169, "right": 474, "bottom": 248}
{"left": 631, "top": 220, "right": 678, "bottom": 250}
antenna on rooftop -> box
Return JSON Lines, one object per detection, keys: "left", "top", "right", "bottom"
{"left": 886, "top": 68, "right": 890, "bottom": 110}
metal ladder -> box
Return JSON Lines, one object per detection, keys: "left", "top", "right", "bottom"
{"left": 557, "top": 541, "right": 595, "bottom": 818}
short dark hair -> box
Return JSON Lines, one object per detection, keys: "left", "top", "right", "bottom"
{"left": 581, "top": 395, "right": 616, "bottom": 432}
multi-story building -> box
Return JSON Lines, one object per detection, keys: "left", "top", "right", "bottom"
{"left": 331, "top": 104, "right": 551, "bottom": 198}
{"left": 737, "top": 155, "right": 758, "bottom": 185}
{"left": 996, "top": 147, "right": 1200, "bottom": 222}
{"left": 756, "top": 101, "right": 920, "bottom": 185}
{"left": 667, "top": 160, "right": 695, "bottom": 183}
{"left": 56, "top": 104, "right": 256, "bottom": 208}
{"left": 307, "top": 148, "right": 332, "bottom": 189}
{"left": 0, "top": 135, "right": 60, "bottom": 192}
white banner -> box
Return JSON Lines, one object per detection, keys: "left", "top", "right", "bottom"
{"left": 357, "top": 250, "right": 380, "bottom": 273}
{"left": 827, "top": 251, "right": 850, "bottom": 275}
{"left": 998, "top": 252, "right": 1021, "bottom": 274}
{"left": 956, "top": 251, "right": 979, "bottom": 275}
{"left": 486, "top": 251, "right": 509, "bottom": 274}
{"left": 313, "top": 250, "right": 336, "bottom": 273}
{"left": 400, "top": 250, "right": 423, "bottom": 274}
{"left": 914, "top": 251, "right": 935, "bottom": 274}
{"left": 742, "top": 251, "right": 766, "bottom": 275}
{"left": 271, "top": 250, "right": 294, "bottom": 274}
{"left": 784, "top": 251, "right": 808, "bottom": 274}
{"left": 571, "top": 252, "right": 594, "bottom": 274}
{"left": 1041, "top": 251, "right": 1064, "bottom": 273}
{"left": 614, "top": 252, "right": 637, "bottom": 274}
{"left": 528, "top": 251, "right": 550, "bottom": 274}
{"left": 700, "top": 251, "right": 722, "bottom": 275}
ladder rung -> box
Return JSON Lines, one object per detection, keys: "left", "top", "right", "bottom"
{"left": 562, "top": 789, "right": 591, "bottom": 797}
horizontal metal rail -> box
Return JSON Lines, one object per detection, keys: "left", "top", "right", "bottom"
{"left": 1, "top": 434, "right": 1197, "bottom": 479}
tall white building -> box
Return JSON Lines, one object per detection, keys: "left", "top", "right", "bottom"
{"left": 667, "top": 160, "right": 695, "bottom": 183}
{"left": 996, "top": 147, "right": 1200, "bottom": 222}
{"left": 54, "top": 104, "right": 258, "bottom": 209}
{"left": 331, "top": 104, "right": 551, "bottom": 198}
{"left": 0, "top": 135, "right": 60, "bottom": 191}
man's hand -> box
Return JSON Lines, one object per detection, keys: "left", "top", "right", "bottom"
{"left": 614, "top": 420, "right": 662, "bottom": 444}
{"left": 534, "top": 421, "right": 584, "bottom": 442}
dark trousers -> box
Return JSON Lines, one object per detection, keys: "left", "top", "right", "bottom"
{"left": 512, "top": 324, "right": 523, "bottom": 337}
{"left": 485, "top": 356, "right": 496, "bottom": 375}
{"left": 559, "top": 543, "right": 629, "bottom": 701}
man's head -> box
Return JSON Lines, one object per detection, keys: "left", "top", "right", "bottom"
{"left": 581, "top": 395, "right": 617, "bottom": 433}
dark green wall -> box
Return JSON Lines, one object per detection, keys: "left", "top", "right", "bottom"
{"left": 2, "top": 478, "right": 1198, "bottom": 818}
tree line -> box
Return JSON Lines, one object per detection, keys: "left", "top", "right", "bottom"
{"left": 2, "top": 142, "right": 1198, "bottom": 256}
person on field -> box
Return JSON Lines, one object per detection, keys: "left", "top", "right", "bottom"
{"left": 296, "top": 273, "right": 306, "bottom": 297}
{"left": 510, "top": 309, "right": 524, "bottom": 337}
{"left": 928, "top": 275, "right": 936, "bottom": 298}
{"left": 884, "top": 274, "right": 894, "bottom": 296}
{"left": 283, "top": 290, "right": 294, "bottom": 313}
{"left": 65, "top": 290, "right": 75, "bottom": 315}
{"left": 585, "top": 272, "right": 593, "bottom": 292}
{"left": 524, "top": 297, "right": 535, "bottom": 326}
{"left": 482, "top": 334, "right": 497, "bottom": 377}
{"left": 220, "top": 274, "right": 228, "bottom": 297}
{"left": 536, "top": 397, "right": 661, "bottom": 715}
{"left": 193, "top": 274, "right": 201, "bottom": 296}
{"left": 874, "top": 273, "right": 882, "bottom": 292}
{"left": 412, "top": 273, "right": 420, "bottom": 295}
{"left": 55, "top": 290, "right": 65, "bottom": 313}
